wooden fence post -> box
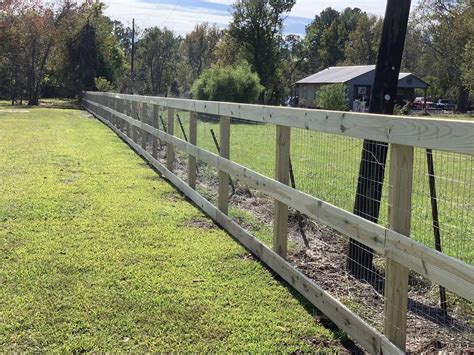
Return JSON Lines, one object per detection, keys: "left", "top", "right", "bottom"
{"left": 152, "top": 104, "right": 159, "bottom": 159}
{"left": 133, "top": 101, "right": 139, "bottom": 143}
{"left": 141, "top": 102, "right": 148, "bottom": 151}
{"left": 110, "top": 96, "right": 114, "bottom": 125}
{"left": 118, "top": 98, "right": 124, "bottom": 132}
{"left": 105, "top": 95, "right": 109, "bottom": 122}
{"left": 218, "top": 116, "right": 231, "bottom": 214}
{"left": 121, "top": 99, "right": 126, "bottom": 132}
{"left": 188, "top": 111, "right": 198, "bottom": 189}
{"left": 127, "top": 100, "right": 133, "bottom": 138}
{"left": 274, "top": 125, "right": 291, "bottom": 258}
{"left": 385, "top": 143, "right": 414, "bottom": 351}
{"left": 112, "top": 96, "right": 117, "bottom": 127}
{"left": 166, "top": 108, "right": 175, "bottom": 171}
{"left": 108, "top": 96, "right": 113, "bottom": 124}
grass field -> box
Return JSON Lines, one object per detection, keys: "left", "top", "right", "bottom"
{"left": 167, "top": 110, "right": 473, "bottom": 264}
{"left": 0, "top": 103, "right": 346, "bottom": 352}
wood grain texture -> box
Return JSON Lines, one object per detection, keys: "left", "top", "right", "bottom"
{"left": 274, "top": 125, "right": 291, "bottom": 258}
{"left": 218, "top": 116, "right": 231, "bottom": 214}
{"left": 385, "top": 144, "right": 414, "bottom": 350}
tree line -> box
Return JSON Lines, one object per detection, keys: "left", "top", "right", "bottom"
{"left": 0, "top": 0, "right": 472, "bottom": 109}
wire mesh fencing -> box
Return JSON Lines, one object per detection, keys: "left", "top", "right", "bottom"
{"left": 83, "top": 93, "right": 473, "bottom": 353}
{"left": 167, "top": 111, "right": 473, "bottom": 351}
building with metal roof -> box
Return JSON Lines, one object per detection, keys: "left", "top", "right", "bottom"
{"left": 294, "top": 65, "right": 429, "bottom": 109}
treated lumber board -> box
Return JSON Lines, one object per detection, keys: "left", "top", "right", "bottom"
{"left": 188, "top": 111, "right": 197, "bottom": 189}
{"left": 141, "top": 102, "right": 148, "bottom": 150}
{"left": 167, "top": 108, "right": 175, "bottom": 171}
{"left": 152, "top": 104, "right": 159, "bottom": 159}
{"left": 218, "top": 116, "right": 231, "bottom": 214}
{"left": 84, "top": 104, "right": 402, "bottom": 355}
{"left": 84, "top": 92, "right": 474, "bottom": 155}
{"left": 274, "top": 125, "right": 291, "bottom": 258}
{"left": 385, "top": 230, "right": 474, "bottom": 302}
{"left": 83, "top": 99, "right": 474, "bottom": 302}
{"left": 385, "top": 144, "right": 414, "bottom": 350}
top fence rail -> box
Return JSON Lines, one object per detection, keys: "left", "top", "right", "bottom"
{"left": 85, "top": 91, "right": 474, "bottom": 156}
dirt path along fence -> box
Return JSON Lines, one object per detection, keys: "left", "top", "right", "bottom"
{"left": 83, "top": 91, "right": 473, "bottom": 354}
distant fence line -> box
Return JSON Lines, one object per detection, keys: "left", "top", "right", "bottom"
{"left": 83, "top": 91, "right": 473, "bottom": 354}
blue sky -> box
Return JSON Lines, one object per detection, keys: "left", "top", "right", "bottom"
{"left": 103, "top": 0, "right": 419, "bottom": 36}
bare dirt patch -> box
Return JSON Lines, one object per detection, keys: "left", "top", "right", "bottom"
{"left": 182, "top": 218, "right": 217, "bottom": 230}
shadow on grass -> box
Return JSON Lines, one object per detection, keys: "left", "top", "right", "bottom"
{"left": 39, "top": 99, "right": 82, "bottom": 110}
{"left": 0, "top": 99, "right": 81, "bottom": 110}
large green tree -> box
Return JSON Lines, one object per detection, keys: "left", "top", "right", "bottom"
{"left": 137, "top": 27, "right": 181, "bottom": 96}
{"left": 344, "top": 14, "right": 383, "bottom": 65}
{"left": 304, "top": 7, "right": 366, "bottom": 72}
{"left": 177, "top": 23, "right": 222, "bottom": 96}
{"left": 59, "top": 3, "right": 126, "bottom": 96}
{"left": 403, "top": 0, "right": 472, "bottom": 110}
{"left": 0, "top": 0, "right": 76, "bottom": 105}
{"left": 228, "top": 0, "right": 295, "bottom": 103}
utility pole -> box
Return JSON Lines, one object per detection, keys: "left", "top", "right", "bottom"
{"left": 131, "top": 18, "right": 135, "bottom": 94}
{"left": 347, "top": 0, "right": 412, "bottom": 278}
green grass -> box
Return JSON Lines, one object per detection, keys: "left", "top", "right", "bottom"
{"left": 0, "top": 105, "right": 343, "bottom": 352}
{"left": 172, "top": 112, "right": 473, "bottom": 264}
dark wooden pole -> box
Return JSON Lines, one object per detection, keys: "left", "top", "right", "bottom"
{"left": 426, "top": 149, "right": 448, "bottom": 313}
{"left": 347, "top": 0, "right": 412, "bottom": 279}
{"left": 131, "top": 18, "right": 135, "bottom": 94}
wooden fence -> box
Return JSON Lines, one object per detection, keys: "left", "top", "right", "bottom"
{"left": 82, "top": 91, "right": 474, "bottom": 354}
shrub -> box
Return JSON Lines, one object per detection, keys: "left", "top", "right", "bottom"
{"left": 94, "top": 77, "right": 115, "bottom": 92}
{"left": 314, "top": 83, "right": 349, "bottom": 111}
{"left": 191, "top": 63, "right": 264, "bottom": 103}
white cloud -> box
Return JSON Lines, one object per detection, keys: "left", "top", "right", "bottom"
{"left": 102, "top": 0, "right": 232, "bottom": 35}
{"left": 202, "top": 0, "right": 233, "bottom": 4}
{"left": 102, "top": 0, "right": 421, "bottom": 35}
{"left": 290, "top": 0, "right": 386, "bottom": 19}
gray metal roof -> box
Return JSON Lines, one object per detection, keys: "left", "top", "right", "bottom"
{"left": 295, "top": 65, "right": 423, "bottom": 85}
{"left": 296, "top": 65, "right": 376, "bottom": 84}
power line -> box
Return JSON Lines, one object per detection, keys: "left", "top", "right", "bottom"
{"left": 160, "top": 0, "right": 182, "bottom": 28}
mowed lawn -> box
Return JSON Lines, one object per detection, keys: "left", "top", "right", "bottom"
{"left": 0, "top": 104, "right": 342, "bottom": 352}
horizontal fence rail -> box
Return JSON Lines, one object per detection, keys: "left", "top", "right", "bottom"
{"left": 83, "top": 91, "right": 474, "bottom": 354}
{"left": 86, "top": 91, "right": 474, "bottom": 155}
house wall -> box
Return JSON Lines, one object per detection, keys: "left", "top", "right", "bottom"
{"left": 398, "top": 75, "right": 428, "bottom": 89}
{"left": 347, "top": 71, "right": 376, "bottom": 103}
{"left": 296, "top": 72, "right": 428, "bottom": 109}
{"left": 297, "top": 84, "right": 320, "bottom": 108}
{"left": 348, "top": 73, "right": 426, "bottom": 105}
{"left": 298, "top": 83, "right": 351, "bottom": 109}
{"left": 396, "top": 88, "right": 416, "bottom": 102}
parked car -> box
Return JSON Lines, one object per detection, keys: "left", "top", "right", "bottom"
{"left": 413, "top": 97, "right": 436, "bottom": 110}
{"left": 437, "top": 99, "right": 456, "bottom": 110}
{"left": 283, "top": 96, "right": 299, "bottom": 107}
